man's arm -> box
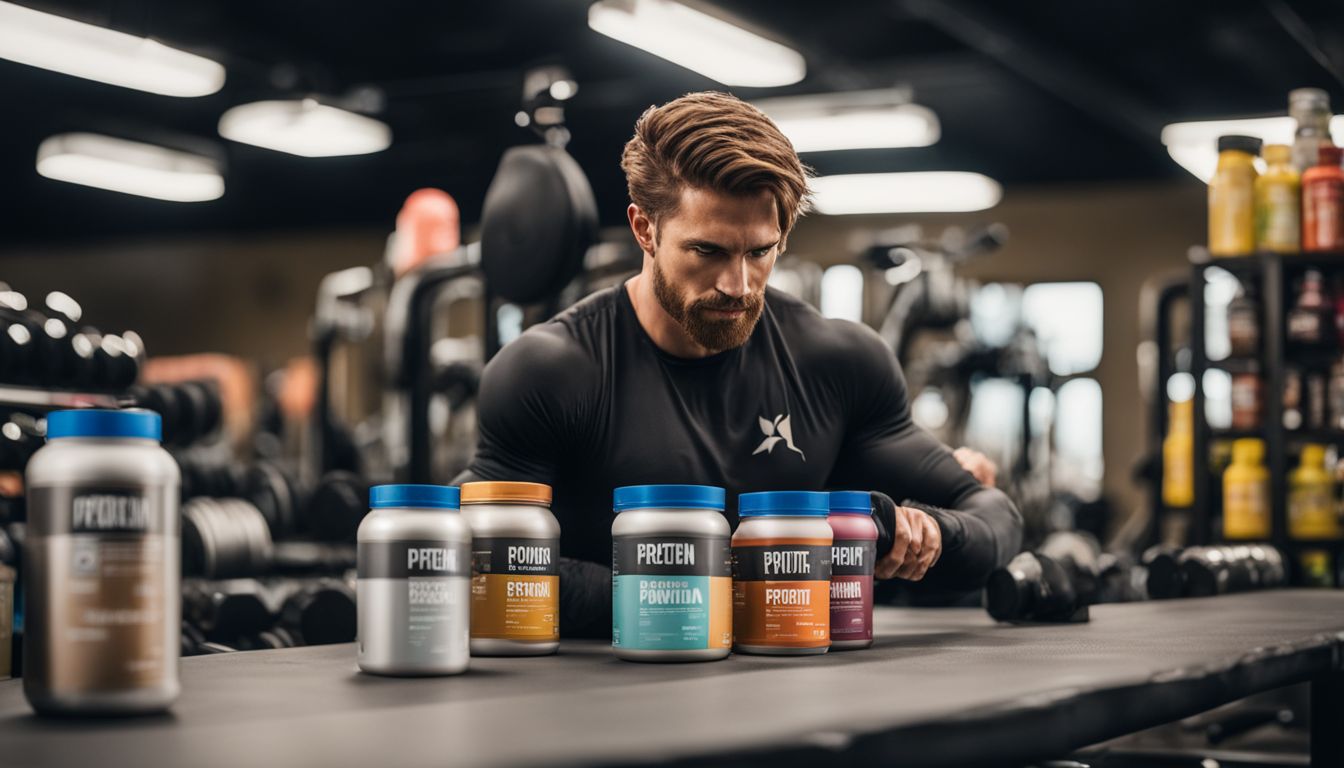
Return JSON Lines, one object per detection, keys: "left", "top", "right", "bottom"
{"left": 449, "top": 326, "right": 613, "bottom": 638}
{"left": 827, "top": 326, "right": 1023, "bottom": 593}
{"left": 453, "top": 324, "right": 594, "bottom": 486}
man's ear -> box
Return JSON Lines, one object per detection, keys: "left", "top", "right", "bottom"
{"left": 627, "top": 203, "right": 657, "bottom": 258}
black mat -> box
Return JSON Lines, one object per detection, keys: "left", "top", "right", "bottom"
{"left": 1, "top": 590, "right": 1341, "bottom": 768}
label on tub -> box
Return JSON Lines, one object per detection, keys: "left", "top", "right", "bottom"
{"left": 732, "top": 541, "right": 832, "bottom": 649}
{"left": 612, "top": 535, "right": 732, "bottom": 651}
{"left": 470, "top": 537, "right": 559, "bottom": 640}
{"left": 829, "top": 539, "right": 875, "bottom": 642}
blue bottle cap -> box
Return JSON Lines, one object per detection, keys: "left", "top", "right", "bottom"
{"left": 46, "top": 409, "right": 161, "bottom": 441}
{"left": 369, "top": 484, "right": 460, "bottom": 510}
{"left": 738, "top": 491, "right": 830, "bottom": 517}
{"left": 614, "top": 484, "right": 726, "bottom": 512}
{"left": 829, "top": 491, "right": 872, "bottom": 515}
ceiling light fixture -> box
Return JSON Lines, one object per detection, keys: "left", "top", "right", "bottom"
{"left": 755, "top": 90, "right": 940, "bottom": 152}
{"left": 218, "top": 99, "right": 392, "bottom": 157}
{"left": 811, "top": 172, "right": 1002, "bottom": 215}
{"left": 0, "top": 0, "right": 224, "bottom": 97}
{"left": 1161, "top": 115, "right": 1344, "bottom": 182}
{"left": 587, "top": 0, "right": 805, "bottom": 88}
{"left": 36, "top": 133, "right": 224, "bottom": 202}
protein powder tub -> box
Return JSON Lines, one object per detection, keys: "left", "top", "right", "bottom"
{"left": 611, "top": 485, "right": 731, "bottom": 662}
{"left": 24, "top": 409, "right": 180, "bottom": 715}
{"left": 827, "top": 491, "right": 877, "bottom": 650}
{"left": 732, "top": 491, "right": 832, "bottom": 656}
{"left": 460, "top": 481, "right": 560, "bottom": 656}
{"left": 357, "top": 484, "right": 471, "bottom": 676}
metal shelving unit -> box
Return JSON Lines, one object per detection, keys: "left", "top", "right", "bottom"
{"left": 0, "top": 385, "right": 122, "bottom": 411}
{"left": 1190, "top": 250, "right": 1344, "bottom": 586}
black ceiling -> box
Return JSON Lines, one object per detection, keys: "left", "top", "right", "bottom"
{"left": 2, "top": 0, "right": 1342, "bottom": 245}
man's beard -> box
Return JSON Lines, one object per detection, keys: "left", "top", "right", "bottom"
{"left": 652, "top": 259, "right": 765, "bottom": 353}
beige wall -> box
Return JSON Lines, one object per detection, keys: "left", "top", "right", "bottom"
{"left": 1, "top": 231, "right": 387, "bottom": 366}
{"left": 1, "top": 178, "right": 1206, "bottom": 530}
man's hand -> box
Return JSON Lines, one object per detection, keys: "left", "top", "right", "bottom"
{"left": 874, "top": 505, "right": 942, "bottom": 581}
{"left": 954, "top": 446, "right": 997, "bottom": 488}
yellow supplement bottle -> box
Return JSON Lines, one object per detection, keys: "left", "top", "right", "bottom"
{"left": 1162, "top": 398, "right": 1195, "bottom": 508}
{"left": 1255, "top": 144, "right": 1301, "bottom": 253}
{"left": 1209, "top": 135, "right": 1262, "bottom": 256}
{"left": 1289, "top": 444, "right": 1341, "bottom": 540}
{"left": 1298, "top": 550, "right": 1334, "bottom": 587}
{"left": 1223, "top": 438, "right": 1270, "bottom": 539}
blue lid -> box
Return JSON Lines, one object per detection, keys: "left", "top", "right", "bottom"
{"left": 370, "top": 484, "right": 460, "bottom": 510}
{"left": 738, "top": 491, "right": 830, "bottom": 517}
{"left": 47, "top": 409, "right": 161, "bottom": 441}
{"left": 829, "top": 491, "right": 872, "bottom": 515}
{"left": 614, "top": 484, "right": 725, "bottom": 512}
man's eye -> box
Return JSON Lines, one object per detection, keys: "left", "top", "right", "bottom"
{"left": 694, "top": 247, "right": 717, "bottom": 256}
{"left": 751, "top": 248, "right": 772, "bottom": 258}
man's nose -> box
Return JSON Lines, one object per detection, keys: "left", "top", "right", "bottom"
{"left": 716, "top": 255, "right": 750, "bottom": 298}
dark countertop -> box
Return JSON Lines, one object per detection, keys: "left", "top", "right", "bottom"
{"left": 2, "top": 590, "right": 1342, "bottom": 768}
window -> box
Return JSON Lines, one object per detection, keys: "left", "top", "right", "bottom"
{"left": 1021, "top": 281, "right": 1103, "bottom": 376}
{"left": 968, "top": 281, "right": 1105, "bottom": 500}
{"left": 819, "top": 264, "right": 864, "bottom": 323}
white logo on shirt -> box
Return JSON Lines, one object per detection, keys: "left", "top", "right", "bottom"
{"left": 753, "top": 414, "right": 805, "bottom": 461}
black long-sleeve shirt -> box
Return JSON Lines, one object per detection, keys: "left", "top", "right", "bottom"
{"left": 455, "top": 284, "right": 1022, "bottom": 631}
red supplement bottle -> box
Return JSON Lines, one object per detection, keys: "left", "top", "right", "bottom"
{"left": 827, "top": 492, "right": 877, "bottom": 650}
{"left": 1303, "top": 145, "right": 1344, "bottom": 253}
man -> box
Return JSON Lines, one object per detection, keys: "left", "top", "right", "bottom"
{"left": 456, "top": 92, "right": 1021, "bottom": 633}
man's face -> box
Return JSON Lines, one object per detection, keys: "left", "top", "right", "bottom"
{"left": 642, "top": 187, "right": 780, "bottom": 353}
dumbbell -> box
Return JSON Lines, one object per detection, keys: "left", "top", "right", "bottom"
{"left": 1182, "top": 544, "right": 1286, "bottom": 597}
{"left": 0, "top": 289, "right": 143, "bottom": 390}
{"left": 32, "top": 292, "right": 96, "bottom": 388}
{"left": 196, "top": 642, "right": 241, "bottom": 654}
{"left": 182, "top": 498, "right": 274, "bottom": 578}
{"left": 0, "top": 414, "right": 44, "bottom": 471}
{"left": 4, "top": 523, "right": 23, "bottom": 564}
{"left": 181, "top": 620, "right": 208, "bottom": 657}
{"left": 94, "top": 333, "right": 141, "bottom": 390}
{"left": 171, "top": 380, "right": 220, "bottom": 444}
{"left": 25, "top": 309, "right": 76, "bottom": 388}
{"left": 130, "top": 383, "right": 183, "bottom": 442}
{"left": 245, "top": 461, "right": 302, "bottom": 540}
{"left": 1142, "top": 545, "right": 1184, "bottom": 600}
{"left": 177, "top": 455, "right": 247, "bottom": 501}
{"left": 0, "top": 524, "right": 15, "bottom": 566}
{"left": 271, "top": 541, "right": 357, "bottom": 575}
{"left": 303, "top": 471, "right": 370, "bottom": 542}
{"left": 270, "top": 578, "right": 357, "bottom": 646}
{"left": 177, "top": 456, "right": 302, "bottom": 539}
{"left": 70, "top": 328, "right": 120, "bottom": 391}
{"left": 0, "top": 291, "right": 39, "bottom": 385}
{"left": 0, "top": 492, "right": 23, "bottom": 524}
{"left": 130, "top": 380, "right": 222, "bottom": 446}
{"left": 234, "top": 627, "right": 298, "bottom": 652}
{"left": 182, "top": 578, "right": 276, "bottom": 643}
{"left": 986, "top": 532, "right": 1101, "bottom": 623}
{"left": 1147, "top": 544, "right": 1286, "bottom": 599}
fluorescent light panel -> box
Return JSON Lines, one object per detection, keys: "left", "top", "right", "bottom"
{"left": 1161, "top": 115, "right": 1344, "bottom": 182}
{"left": 588, "top": 0, "right": 805, "bottom": 88}
{"left": 37, "top": 133, "right": 223, "bottom": 202}
{"left": 811, "top": 172, "right": 1002, "bottom": 215}
{"left": 0, "top": 1, "right": 224, "bottom": 96}
{"left": 755, "top": 92, "right": 940, "bottom": 152}
{"left": 219, "top": 100, "right": 392, "bottom": 157}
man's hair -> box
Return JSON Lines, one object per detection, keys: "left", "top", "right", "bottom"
{"left": 621, "top": 91, "right": 811, "bottom": 241}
